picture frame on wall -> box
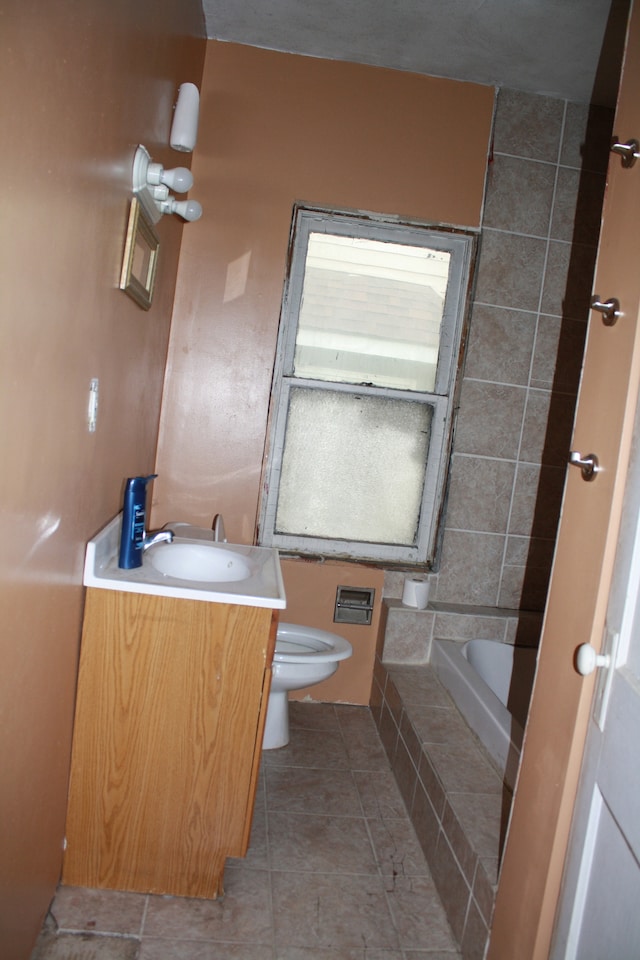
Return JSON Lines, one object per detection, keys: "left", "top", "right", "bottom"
{"left": 119, "top": 197, "right": 160, "bottom": 310}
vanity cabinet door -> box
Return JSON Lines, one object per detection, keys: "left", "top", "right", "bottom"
{"left": 63, "top": 589, "right": 276, "bottom": 898}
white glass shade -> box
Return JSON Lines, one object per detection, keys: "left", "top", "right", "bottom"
{"left": 170, "top": 83, "right": 199, "bottom": 153}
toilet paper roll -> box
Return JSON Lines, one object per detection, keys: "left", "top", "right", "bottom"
{"left": 402, "top": 577, "right": 430, "bottom": 609}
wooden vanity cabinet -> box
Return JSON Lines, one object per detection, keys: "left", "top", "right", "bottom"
{"left": 63, "top": 588, "right": 277, "bottom": 898}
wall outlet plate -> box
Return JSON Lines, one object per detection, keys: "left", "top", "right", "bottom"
{"left": 87, "top": 378, "right": 99, "bottom": 432}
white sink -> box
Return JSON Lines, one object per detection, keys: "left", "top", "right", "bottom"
{"left": 148, "top": 541, "right": 254, "bottom": 583}
{"left": 83, "top": 514, "right": 286, "bottom": 609}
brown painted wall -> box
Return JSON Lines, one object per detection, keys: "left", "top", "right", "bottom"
{"left": 280, "top": 559, "right": 386, "bottom": 705}
{"left": 0, "top": 2, "right": 205, "bottom": 956}
{"left": 153, "top": 44, "right": 495, "bottom": 700}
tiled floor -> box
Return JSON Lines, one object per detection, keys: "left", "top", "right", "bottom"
{"left": 373, "top": 662, "right": 511, "bottom": 958}
{"left": 32, "top": 702, "right": 462, "bottom": 960}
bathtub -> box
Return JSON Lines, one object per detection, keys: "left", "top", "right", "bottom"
{"left": 432, "top": 638, "right": 538, "bottom": 789}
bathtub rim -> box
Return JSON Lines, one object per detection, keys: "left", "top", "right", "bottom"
{"left": 432, "top": 638, "right": 525, "bottom": 790}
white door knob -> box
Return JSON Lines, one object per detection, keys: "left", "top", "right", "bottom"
{"left": 576, "top": 643, "right": 611, "bottom": 676}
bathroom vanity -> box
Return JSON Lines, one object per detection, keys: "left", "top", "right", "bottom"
{"left": 62, "top": 516, "right": 285, "bottom": 898}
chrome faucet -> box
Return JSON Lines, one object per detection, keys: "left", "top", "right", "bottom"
{"left": 142, "top": 529, "right": 174, "bottom": 551}
{"left": 212, "top": 514, "right": 227, "bottom": 542}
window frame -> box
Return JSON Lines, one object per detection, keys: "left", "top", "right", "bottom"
{"left": 258, "top": 206, "right": 477, "bottom": 566}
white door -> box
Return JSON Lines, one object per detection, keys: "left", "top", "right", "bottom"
{"left": 551, "top": 389, "right": 640, "bottom": 958}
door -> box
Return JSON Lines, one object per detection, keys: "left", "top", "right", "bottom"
{"left": 488, "top": 3, "right": 640, "bottom": 958}
{"left": 551, "top": 381, "right": 640, "bottom": 957}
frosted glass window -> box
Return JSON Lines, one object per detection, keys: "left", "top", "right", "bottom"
{"left": 276, "top": 388, "right": 433, "bottom": 544}
{"left": 259, "top": 208, "right": 475, "bottom": 565}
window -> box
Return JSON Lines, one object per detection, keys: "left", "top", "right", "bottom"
{"left": 259, "top": 207, "right": 476, "bottom": 565}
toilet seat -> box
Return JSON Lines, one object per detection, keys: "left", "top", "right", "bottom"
{"left": 274, "top": 623, "right": 352, "bottom": 664}
{"left": 263, "top": 623, "right": 353, "bottom": 749}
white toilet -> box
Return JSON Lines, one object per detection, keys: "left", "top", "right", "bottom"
{"left": 263, "top": 622, "right": 353, "bottom": 750}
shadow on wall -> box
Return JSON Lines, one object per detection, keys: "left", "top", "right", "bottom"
{"left": 518, "top": 0, "right": 629, "bottom": 627}
{"left": 519, "top": 102, "right": 615, "bottom": 622}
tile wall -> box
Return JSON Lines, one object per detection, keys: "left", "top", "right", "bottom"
{"left": 379, "top": 599, "right": 542, "bottom": 665}
{"left": 372, "top": 91, "right": 615, "bottom": 954}
{"left": 386, "top": 89, "right": 613, "bottom": 614}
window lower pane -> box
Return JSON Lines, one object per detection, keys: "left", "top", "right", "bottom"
{"left": 275, "top": 387, "right": 433, "bottom": 545}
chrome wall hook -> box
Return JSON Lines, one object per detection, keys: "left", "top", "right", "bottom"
{"left": 591, "top": 296, "right": 621, "bottom": 326}
{"left": 611, "top": 138, "right": 640, "bottom": 168}
{"left": 569, "top": 451, "right": 600, "bottom": 482}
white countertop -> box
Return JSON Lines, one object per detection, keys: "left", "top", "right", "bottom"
{"left": 83, "top": 514, "right": 286, "bottom": 609}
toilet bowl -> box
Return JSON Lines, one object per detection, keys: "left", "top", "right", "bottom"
{"left": 263, "top": 622, "right": 353, "bottom": 750}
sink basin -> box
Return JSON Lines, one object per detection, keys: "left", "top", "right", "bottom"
{"left": 83, "top": 514, "right": 286, "bottom": 608}
{"left": 147, "top": 542, "right": 253, "bottom": 583}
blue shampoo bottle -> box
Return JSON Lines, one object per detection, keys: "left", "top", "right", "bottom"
{"left": 118, "top": 474, "right": 157, "bottom": 569}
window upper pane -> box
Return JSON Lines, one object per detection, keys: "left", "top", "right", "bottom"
{"left": 293, "top": 233, "right": 451, "bottom": 392}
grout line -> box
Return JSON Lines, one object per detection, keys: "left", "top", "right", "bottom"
{"left": 259, "top": 773, "right": 277, "bottom": 953}
{"left": 139, "top": 894, "right": 150, "bottom": 939}
{"left": 492, "top": 147, "right": 584, "bottom": 173}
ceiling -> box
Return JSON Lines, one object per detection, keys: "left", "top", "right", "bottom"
{"left": 201, "top": 0, "right": 628, "bottom": 106}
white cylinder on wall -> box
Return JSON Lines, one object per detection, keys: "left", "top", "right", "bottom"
{"left": 170, "top": 83, "right": 200, "bottom": 152}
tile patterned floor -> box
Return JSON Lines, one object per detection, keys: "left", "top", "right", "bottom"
{"left": 32, "top": 703, "right": 462, "bottom": 960}
{"left": 375, "top": 663, "right": 510, "bottom": 958}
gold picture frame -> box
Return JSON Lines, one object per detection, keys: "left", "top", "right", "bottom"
{"left": 119, "top": 197, "right": 160, "bottom": 310}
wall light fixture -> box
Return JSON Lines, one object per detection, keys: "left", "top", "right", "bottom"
{"left": 131, "top": 82, "right": 202, "bottom": 224}
{"left": 132, "top": 145, "right": 202, "bottom": 223}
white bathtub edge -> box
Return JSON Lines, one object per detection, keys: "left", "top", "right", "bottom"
{"left": 432, "top": 639, "right": 524, "bottom": 790}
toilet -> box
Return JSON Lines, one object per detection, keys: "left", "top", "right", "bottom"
{"left": 263, "top": 622, "right": 353, "bottom": 750}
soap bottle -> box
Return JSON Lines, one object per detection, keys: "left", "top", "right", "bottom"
{"left": 118, "top": 474, "right": 157, "bottom": 569}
